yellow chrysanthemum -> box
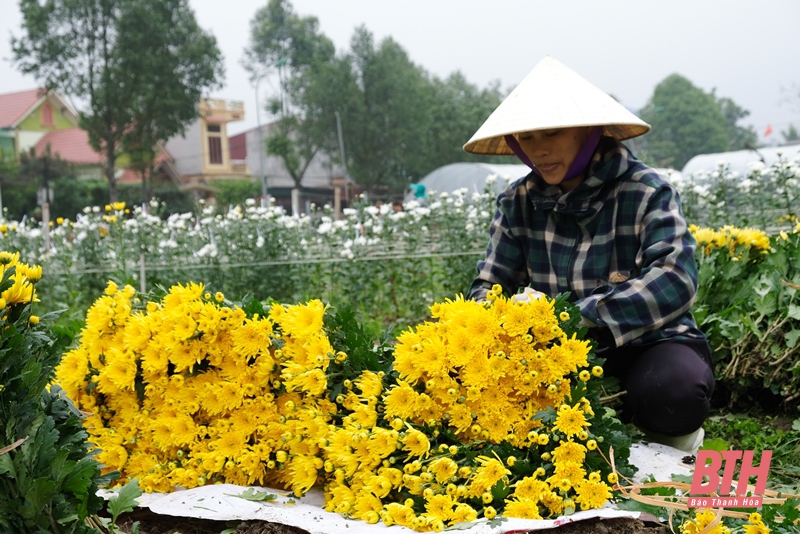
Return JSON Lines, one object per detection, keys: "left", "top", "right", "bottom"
{"left": 553, "top": 404, "right": 590, "bottom": 438}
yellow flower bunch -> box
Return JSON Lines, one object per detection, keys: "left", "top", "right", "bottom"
{"left": 689, "top": 224, "right": 771, "bottom": 259}
{"left": 57, "top": 282, "right": 625, "bottom": 532}
{"left": 321, "top": 289, "right": 616, "bottom": 531}
{"left": 56, "top": 282, "right": 338, "bottom": 495}
{"left": 680, "top": 509, "right": 731, "bottom": 534}
{"left": 388, "top": 292, "right": 588, "bottom": 446}
{"left": 679, "top": 510, "right": 772, "bottom": 534}
{"left": 0, "top": 250, "right": 41, "bottom": 306}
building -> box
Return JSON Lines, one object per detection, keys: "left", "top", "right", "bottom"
{"left": 0, "top": 88, "right": 101, "bottom": 172}
{"left": 0, "top": 88, "right": 180, "bottom": 185}
{"left": 165, "top": 98, "right": 250, "bottom": 189}
{"left": 228, "top": 122, "right": 349, "bottom": 212}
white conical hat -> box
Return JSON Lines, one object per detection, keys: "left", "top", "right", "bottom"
{"left": 463, "top": 56, "right": 651, "bottom": 155}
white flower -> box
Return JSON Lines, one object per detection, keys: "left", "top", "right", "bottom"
{"left": 92, "top": 206, "right": 100, "bottom": 213}
{"left": 245, "top": 198, "right": 256, "bottom": 206}
{"left": 343, "top": 208, "right": 357, "bottom": 216}
{"left": 197, "top": 243, "right": 218, "bottom": 257}
{"left": 486, "top": 174, "right": 498, "bottom": 185}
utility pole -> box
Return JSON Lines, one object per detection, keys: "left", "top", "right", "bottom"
{"left": 39, "top": 155, "right": 51, "bottom": 251}
{"left": 255, "top": 73, "right": 270, "bottom": 207}
{"left": 335, "top": 111, "right": 350, "bottom": 205}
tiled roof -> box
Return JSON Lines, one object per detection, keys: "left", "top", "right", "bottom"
{"left": 34, "top": 128, "right": 104, "bottom": 165}
{"left": 0, "top": 88, "right": 44, "bottom": 128}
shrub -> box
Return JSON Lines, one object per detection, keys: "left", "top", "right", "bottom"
{"left": 0, "top": 251, "right": 109, "bottom": 532}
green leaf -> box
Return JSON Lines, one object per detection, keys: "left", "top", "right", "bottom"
{"left": 228, "top": 488, "right": 277, "bottom": 502}
{"left": 787, "top": 305, "right": 800, "bottom": 321}
{"left": 785, "top": 329, "right": 800, "bottom": 349}
{"left": 107, "top": 478, "right": 142, "bottom": 525}
{"left": 0, "top": 453, "right": 16, "bottom": 478}
{"left": 671, "top": 473, "right": 694, "bottom": 484}
{"left": 700, "top": 437, "right": 728, "bottom": 452}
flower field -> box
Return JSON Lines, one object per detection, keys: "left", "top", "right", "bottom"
{"left": 3, "top": 187, "right": 498, "bottom": 336}
{"left": 2, "top": 158, "right": 800, "bottom": 532}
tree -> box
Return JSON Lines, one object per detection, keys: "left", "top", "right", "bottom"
{"left": 782, "top": 124, "right": 799, "bottom": 143}
{"left": 337, "top": 27, "right": 434, "bottom": 194}
{"left": 638, "top": 74, "right": 729, "bottom": 169}
{"left": 421, "top": 72, "right": 506, "bottom": 173}
{"left": 12, "top": 0, "right": 224, "bottom": 203}
{"left": 242, "top": 0, "right": 335, "bottom": 189}
{"left": 715, "top": 95, "right": 758, "bottom": 151}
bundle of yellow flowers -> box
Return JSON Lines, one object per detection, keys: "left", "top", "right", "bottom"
{"left": 56, "top": 282, "right": 631, "bottom": 532}
{"left": 56, "top": 281, "right": 339, "bottom": 494}
{"left": 320, "top": 288, "right": 632, "bottom": 531}
{"left": 689, "top": 224, "right": 771, "bottom": 259}
{"left": 0, "top": 250, "right": 42, "bottom": 309}
{"left": 679, "top": 510, "right": 771, "bottom": 534}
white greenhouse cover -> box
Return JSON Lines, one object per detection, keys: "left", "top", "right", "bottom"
{"left": 408, "top": 162, "right": 531, "bottom": 201}
{"left": 100, "top": 442, "right": 692, "bottom": 533}
{"left": 681, "top": 143, "right": 800, "bottom": 178}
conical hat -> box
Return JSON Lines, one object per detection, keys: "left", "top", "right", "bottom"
{"left": 464, "top": 56, "right": 651, "bottom": 155}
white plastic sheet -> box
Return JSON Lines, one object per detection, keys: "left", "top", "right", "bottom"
{"left": 100, "top": 441, "right": 694, "bottom": 533}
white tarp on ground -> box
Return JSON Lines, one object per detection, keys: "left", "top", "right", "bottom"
{"left": 101, "top": 442, "right": 693, "bottom": 533}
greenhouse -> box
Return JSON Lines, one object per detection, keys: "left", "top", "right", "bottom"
{"left": 406, "top": 161, "right": 530, "bottom": 200}
{"left": 681, "top": 142, "right": 800, "bottom": 178}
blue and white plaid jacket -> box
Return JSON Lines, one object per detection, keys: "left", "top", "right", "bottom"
{"left": 468, "top": 137, "right": 706, "bottom": 349}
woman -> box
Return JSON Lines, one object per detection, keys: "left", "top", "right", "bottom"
{"left": 464, "top": 57, "right": 714, "bottom": 453}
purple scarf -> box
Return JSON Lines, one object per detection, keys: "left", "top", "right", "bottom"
{"left": 504, "top": 126, "right": 603, "bottom": 183}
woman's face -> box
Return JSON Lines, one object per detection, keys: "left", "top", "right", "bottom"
{"left": 515, "top": 127, "right": 593, "bottom": 189}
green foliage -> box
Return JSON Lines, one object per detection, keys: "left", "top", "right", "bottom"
{"left": 0, "top": 265, "right": 108, "bottom": 532}
{"left": 213, "top": 179, "right": 262, "bottom": 208}
{"left": 704, "top": 414, "right": 800, "bottom": 491}
{"left": 782, "top": 124, "right": 800, "bottom": 143}
{"left": 693, "top": 230, "right": 800, "bottom": 409}
{"left": 638, "top": 74, "right": 733, "bottom": 169}
{"left": 106, "top": 479, "right": 142, "bottom": 526}
{"left": 13, "top": 0, "right": 224, "bottom": 203}
{"left": 243, "top": 0, "right": 335, "bottom": 189}
{"left": 716, "top": 95, "right": 758, "bottom": 152}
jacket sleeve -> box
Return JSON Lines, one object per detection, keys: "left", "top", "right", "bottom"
{"left": 467, "top": 192, "right": 530, "bottom": 301}
{"left": 575, "top": 184, "right": 698, "bottom": 347}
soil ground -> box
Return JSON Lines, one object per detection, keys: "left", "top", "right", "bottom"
{"left": 117, "top": 509, "right": 669, "bottom": 534}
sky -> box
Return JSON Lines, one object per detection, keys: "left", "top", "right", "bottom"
{"left": 2, "top": 0, "right": 799, "bottom": 144}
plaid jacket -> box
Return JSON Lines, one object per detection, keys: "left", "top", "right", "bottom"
{"left": 468, "top": 137, "right": 706, "bottom": 349}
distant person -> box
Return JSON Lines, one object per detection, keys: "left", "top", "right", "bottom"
{"left": 463, "top": 57, "right": 713, "bottom": 453}
{"left": 408, "top": 182, "right": 426, "bottom": 205}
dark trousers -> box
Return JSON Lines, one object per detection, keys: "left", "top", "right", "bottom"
{"left": 601, "top": 339, "right": 715, "bottom": 436}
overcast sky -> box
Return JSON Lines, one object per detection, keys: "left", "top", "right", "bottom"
{"left": 2, "top": 0, "right": 799, "bottom": 143}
